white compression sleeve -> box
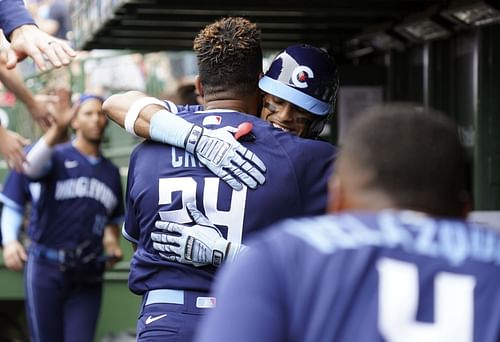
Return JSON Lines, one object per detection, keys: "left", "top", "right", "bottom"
{"left": 124, "top": 97, "right": 168, "bottom": 137}
{"left": 149, "top": 109, "right": 194, "bottom": 148}
{"left": 22, "top": 137, "right": 52, "bottom": 178}
{"left": 1, "top": 205, "right": 23, "bottom": 246}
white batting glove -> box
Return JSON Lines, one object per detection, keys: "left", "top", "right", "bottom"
{"left": 184, "top": 124, "right": 266, "bottom": 191}
{"left": 151, "top": 203, "right": 242, "bottom": 267}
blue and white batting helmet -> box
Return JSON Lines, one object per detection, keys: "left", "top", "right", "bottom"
{"left": 259, "top": 44, "right": 339, "bottom": 116}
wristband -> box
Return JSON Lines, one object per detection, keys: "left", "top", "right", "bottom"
{"left": 185, "top": 126, "right": 204, "bottom": 154}
{"left": 124, "top": 97, "right": 167, "bottom": 136}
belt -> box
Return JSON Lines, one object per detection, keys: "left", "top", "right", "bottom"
{"left": 30, "top": 244, "right": 66, "bottom": 263}
{"left": 145, "top": 289, "right": 216, "bottom": 309}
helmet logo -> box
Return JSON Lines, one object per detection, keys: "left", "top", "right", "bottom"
{"left": 291, "top": 66, "right": 314, "bottom": 89}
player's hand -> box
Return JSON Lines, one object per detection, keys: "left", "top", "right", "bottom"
{"left": 184, "top": 123, "right": 266, "bottom": 191}
{"left": 151, "top": 203, "right": 231, "bottom": 267}
{"left": 3, "top": 240, "right": 27, "bottom": 271}
{"left": 103, "top": 231, "right": 124, "bottom": 269}
{"left": 6, "top": 24, "right": 76, "bottom": 71}
{"left": 0, "top": 125, "right": 30, "bottom": 172}
{"left": 26, "top": 98, "right": 52, "bottom": 130}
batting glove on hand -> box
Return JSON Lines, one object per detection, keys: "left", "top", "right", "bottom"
{"left": 151, "top": 203, "right": 239, "bottom": 267}
{"left": 184, "top": 123, "right": 266, "bottom": 191}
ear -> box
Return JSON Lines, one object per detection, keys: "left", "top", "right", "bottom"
{"left": 327, "top": 175, "right": 344, "bottom": 214}
{"left": 194, "top": 75, "right": 204, "bottom": 98}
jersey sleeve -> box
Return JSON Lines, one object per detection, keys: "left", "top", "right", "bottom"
{"left": 195, "top": 235, "right": 287, "bottom": 342}
{"left": 0, "top": 0, "right": 36, "bottom": 38}
{"left": 122, "top": 149, "right": 140, "bottom": 244}
{"left": 0, "top": 170, "right": 29, "bottom": 212}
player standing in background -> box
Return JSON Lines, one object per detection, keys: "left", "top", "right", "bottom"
{"left": 0, "top": 86, "right": 72, "bottom": 271}
{"left": 195, "top": 104, "right": 500, "bottom": 342}
{"left": 18, "top": 94, "right": 124, "bottom": 342}
{"left": 107, "top": 17, "right": 336, "bottom": 342}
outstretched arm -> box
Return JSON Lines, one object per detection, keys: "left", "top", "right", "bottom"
{"left": 103, "top": 92, "right": 266, "bottom": 191}
{"left": 22, "top": 97, "right": 76, "bottom": 178}
{"left": 0, "top": 57, "right": 51, "bottom": 129}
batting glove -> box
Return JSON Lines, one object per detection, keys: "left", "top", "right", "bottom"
{"left": 184, "top": 124, "right": 266, "bottom": 191}
{"left": 151, "top": 203, "right": 242, "bottom": 267}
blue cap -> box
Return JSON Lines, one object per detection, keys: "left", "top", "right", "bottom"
{"left": 259, "top": 44, "right": 339, "bottom": 116}
{"left": 78, "top": 94, "right": 104, "bottom": 105}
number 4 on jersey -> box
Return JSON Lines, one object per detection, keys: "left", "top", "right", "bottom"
{"left": 377, "top": 258, "right": 476, "bottom": 342}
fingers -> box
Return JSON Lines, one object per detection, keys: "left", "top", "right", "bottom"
{"left": 218, "top": 169, "right": 243, "bottom": 191}
{"left": 186, "top": 202, "right": 214, "bottom": 226}
{"left": 60, "top": 41, "right": 77, "bottom": 58}
{"left": 154, "top": 221, "right": 183, "bottom": 234}
{"left": 227, "top": 163, "right": 258, "bottom": 189}
{"left": 40, "top": 41, "right": 62, "bottom": 68}
{"left": 52, "top": 42, "right": 72, "bottom": 65}
{"left": 151, "top": 231, "right": 179, "bottom": 245}
{"left": 18, "top": 248, "right": 28, "bottom": 262}
{"left": 5, "top": 49, "right": 19, "bottom": 70}
{"left": 3, "top": 248, "right": 25, "bottom": 271}
{"left": 243, "top": 149, "right": 267, "bottom": 173}
{"left": 9, "top": 144, "right": 27, "bottom": 172}
{"left": 159, "top": 252, "right": 181, "bottom": 263}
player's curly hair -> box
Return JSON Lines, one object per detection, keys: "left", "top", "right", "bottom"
{"left": 193, "top": 17, "right": 262, "bottom": 95}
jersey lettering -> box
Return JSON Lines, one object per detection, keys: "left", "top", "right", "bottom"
{"left": 171, "top": 147, "right": 203, "bottom": 168}
{"left": 158, "top": 177, "right": 247, "bottom": 243}
{"left": 54, "top": 177, "right": 117, "bottom": 214}
{"left": 377, "top": 258, "right": 475, "bottom": 342}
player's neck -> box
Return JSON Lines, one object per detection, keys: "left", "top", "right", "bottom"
{"left": 73, "top": 138, "right": 101, "bottom": 157}
{"left": 203, "top": 91, "right": 260, "bottom": 116}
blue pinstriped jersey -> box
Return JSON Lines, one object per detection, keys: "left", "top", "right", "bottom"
{"left": 197, "top": 211, "right": 500, "bottom": 342}
{"left": 124, "top": 109, "right": 336, "bottom": 294}
{"left": 25, "top": 143, "right": 124, "bottom": 249}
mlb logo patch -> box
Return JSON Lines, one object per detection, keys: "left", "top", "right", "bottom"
{"left": 196, "top": 297, "right": 216, "bottom": 309}
{"left": 203, "top": 115, "right": 222, "bottom": 126}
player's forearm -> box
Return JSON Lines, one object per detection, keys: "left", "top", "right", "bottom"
{"left": 22, "top": 137, "right": 52, "bottom": 178}
{"left": 0, "top": 205, "right": 23, "bottom": 246}
{"left": 0, "top": 61, "right": 37, "bottom": 110}
{"left": 103, "top": 91, "right": 163, "bottom": 139}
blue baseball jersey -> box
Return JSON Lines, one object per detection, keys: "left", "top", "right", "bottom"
{"left": 124, "top": 109, "right": 336, "bottom": 295}
{"left": 27, "top": 142, "right": 124, "bottom": 249}
{"left": 0, "top": 169, "right": 36, "bottom": 212}
{"left": 0, "top": 146, "right": 41, "bottom": 240}
{"left": 197, "top": 210, "right": 500, "bottom": 342}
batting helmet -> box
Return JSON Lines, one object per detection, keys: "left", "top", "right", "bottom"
{"left": 259, "top": 44, "right": 339, "bottom": 117}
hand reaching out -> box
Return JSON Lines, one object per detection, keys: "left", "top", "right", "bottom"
{"left": 6, "top": 24, "right": 76, "bottom": 71}
{"left": 0, "top": 125, "right": 30, "bottom": 171}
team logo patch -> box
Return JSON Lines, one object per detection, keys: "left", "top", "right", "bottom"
{"left": 196, "top": 296, "right": 216, "bottom": 309}
{"left": 292, "top": 66, "right": 314, "bottom": 88}
{"left": 202, "top": 115, "right": 222, "bottom": 126}
{"left": 64, "top": 160, "right": 79, "bottom": 168}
